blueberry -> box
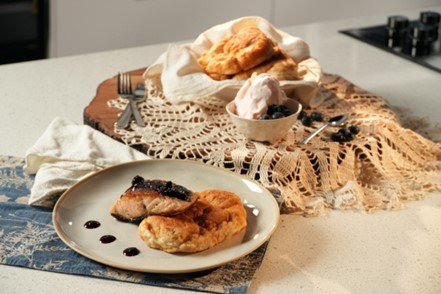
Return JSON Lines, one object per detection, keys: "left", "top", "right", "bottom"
{"left": 348, "top": 125, "right": 360, "bottom": 135}
{"left": 298, "top": 110, "right": 307, "bottom": 120}
{"left": 310, "top": 111, "right": 324, "bottom": 122}
{"left": 331, "top": 132, "right": 347, "bottom": 143}
{"left": 279, "top": 105, "right": 289, "bottom": 111}
{"left": 271, "top": 112, "right": 285, "bottom": 119}
{"left": 279, "top": 105, "right": 292, "bottom": 116}
{"left": 333, "top": 128, "right": 353, "bottom": 142}
{"left": 259, "top": 114, "right": 271, "bottom": 120}
{"left": 267, "top": 104, "right": 281, "bottom": 115}
{"left": 343, "top": 132, "right": 353, "bottom": 141}
{"left": 300, "top": 115, "right": 313, "bottom": 127}
{"left": 282, "top": 109, "right": 292, "bottom": 116}
{"left": 338, "top": 127, "right": 352, "bottom": 137}
{"left": 132, "top": 175, "right": 145, "bottom": 186}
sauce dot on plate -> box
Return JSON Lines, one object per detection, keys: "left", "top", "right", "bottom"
{"left": 123, "top": 247, "right": 140, "bottom": 256}
{"left": 84, "top": 220, "right": 101, "bottom": 229}
{"left": 99, "top": 235, "right": 116, "bottom": 244}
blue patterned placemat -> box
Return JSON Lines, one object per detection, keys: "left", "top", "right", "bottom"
{"left": 0, "top": 155, "right": 269, "bottom": 293}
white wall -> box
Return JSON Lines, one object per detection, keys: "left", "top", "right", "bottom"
{"left": 49, "top": 0, "right": 271, "bottom": 57}
{"left": 273, "top": 0, "right": 441, "bottom": 27}
{"left": 49, "top": 0, "right": 440, "bottom": 58}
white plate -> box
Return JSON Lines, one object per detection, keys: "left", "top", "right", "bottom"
{"left": 53, "top": 159, "right": 280, "bottom": 273}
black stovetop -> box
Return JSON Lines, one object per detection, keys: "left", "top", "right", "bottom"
{"left": 340, "top": 11, "right": 441, "bottom": 74}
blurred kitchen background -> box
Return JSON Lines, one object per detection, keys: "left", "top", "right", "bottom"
{"left": 1, "top": 0, "right": 439, "bottom": 65}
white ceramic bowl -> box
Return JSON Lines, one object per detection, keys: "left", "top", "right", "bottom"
{"left": 226, "top": 98, "right": 302, "bottom": 143}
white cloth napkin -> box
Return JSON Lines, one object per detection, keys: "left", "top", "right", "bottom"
{"left": 24, "top": 117, "right": 149, "bottom": 206}
{"left": 144, "top": 16, "right": 323, "bottom": 107}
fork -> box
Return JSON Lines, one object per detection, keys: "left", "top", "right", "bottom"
{"left": 116, "top": 72, "right": 145, "bottom": 128}
{"left": 116, "top": 72, "right": 133, "bottom": 128}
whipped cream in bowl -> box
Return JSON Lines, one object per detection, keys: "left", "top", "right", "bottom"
{"left": 226, "top": 73, "right": 302, "bottom": 144}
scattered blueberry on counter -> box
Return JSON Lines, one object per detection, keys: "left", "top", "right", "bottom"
{"left": 310, "top": 111, "right": 324, "bottom": 122}
{"left": 298, "top": 111, "right": 360, "bottom": 143}
{"left": 298, "top": 110, "right": 322, "bottom": 127}
{"left": 348, "top": 125, "right": 360, "bottom": 135}
{"left": 330, "top": 125, "right": 360, "bottom": 143}
{"left": 258, "top": 104, "right": 293, "bottom": 120}
{"left": 300, "top": 115, "right": 313, "bottom": 127}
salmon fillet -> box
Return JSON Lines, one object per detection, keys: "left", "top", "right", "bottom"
{"left": 110, "top": 176, "right": 198, "bottom": 223}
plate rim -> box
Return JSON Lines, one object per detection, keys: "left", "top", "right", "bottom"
{"left": 52, "top": 158, "right": 280, "bottom": 273}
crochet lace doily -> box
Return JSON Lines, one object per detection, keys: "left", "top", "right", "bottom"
{"left": 109, "top": 73, "right": 441, "bottom": 216}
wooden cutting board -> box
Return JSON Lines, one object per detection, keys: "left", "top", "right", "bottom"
{"left": 83, "top": 68, "right": 146, "bottom": 151}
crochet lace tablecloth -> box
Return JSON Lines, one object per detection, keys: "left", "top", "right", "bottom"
{"left": 110, "top": 73, "right": 441, "bottom": 216}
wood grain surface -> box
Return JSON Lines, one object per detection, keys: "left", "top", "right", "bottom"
{"left": 83, "top": 68, "right": 146, "bottom": 149}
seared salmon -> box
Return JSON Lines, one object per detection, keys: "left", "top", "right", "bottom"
{"left": 110, "top": 176, "right": 198, "bottom": 223}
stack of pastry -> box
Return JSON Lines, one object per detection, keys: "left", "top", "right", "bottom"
{"left": 198, "top": 26, "right": 298, "bottom": 81}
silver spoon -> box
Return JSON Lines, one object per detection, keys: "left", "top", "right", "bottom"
{"left": 300, "top": 114, "right": 348, "bottom": 144}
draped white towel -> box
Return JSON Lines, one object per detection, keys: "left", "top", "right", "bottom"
{"left": 24, "top": 117, "right": 149, "bottom": 206}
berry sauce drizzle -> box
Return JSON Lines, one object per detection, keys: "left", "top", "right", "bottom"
{"left": 84, "top": 220, "right": 140, "bottom": 257}
{"left": 84, "top": 220, "right": 101, "bottom": 229}
{"left": 99, "top": 235, "right": 116, "bottom": 244}
{"left": 123, "top": 247, "right": 140, "bottom": 256}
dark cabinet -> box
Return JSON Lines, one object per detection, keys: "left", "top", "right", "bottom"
{"left": 0, "top": 0, "right": 49, "bottom": 65}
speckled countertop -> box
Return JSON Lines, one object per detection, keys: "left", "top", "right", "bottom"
{"left": 1, "top": 7, "right": 440, "bottom": 294}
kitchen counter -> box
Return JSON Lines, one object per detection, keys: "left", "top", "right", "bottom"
{"left": 1, "top": 7, "right": 441, "bottom": 294}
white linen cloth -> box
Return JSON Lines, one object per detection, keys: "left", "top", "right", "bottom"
{"left": 24, "top": 117, "right": 149, "bottom": 206}
{"left": 144, "top": 16, "right": 323, "bottom": 107}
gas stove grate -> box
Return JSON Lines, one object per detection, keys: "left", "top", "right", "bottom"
{"left": 340, "top": 11, "right": 441, "bottom": 74}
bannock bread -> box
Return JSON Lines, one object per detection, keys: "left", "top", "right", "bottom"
{"left": 137, "top": 189, "right": 247, "bottom": 253}
{"left": 198, "top": 26, "right": 298, "bottom": 81}
{"left": 198, "top": 27, "right": 278, "bottom": 76}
